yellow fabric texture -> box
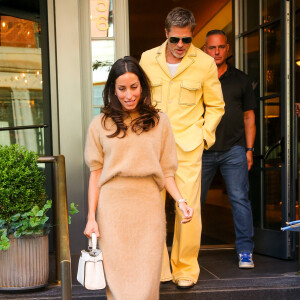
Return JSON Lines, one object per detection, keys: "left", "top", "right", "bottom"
{"left": 140, "top": 40, "right": 225, "bottom": 151}
{"left": 140, "top": 41, "right": 225, "bottom": 282}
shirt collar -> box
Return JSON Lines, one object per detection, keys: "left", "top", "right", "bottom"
{"left": 219, "top": 63, "right": 233, "bottom": 80}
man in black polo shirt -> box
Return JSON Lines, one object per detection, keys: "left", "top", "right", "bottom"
{"left": 201, "top": 29, "right": 256, "bottom": 268}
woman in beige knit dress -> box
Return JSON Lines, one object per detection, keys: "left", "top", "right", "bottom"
{"left": 83, "top": 56, "right": 193, "bottom": 300}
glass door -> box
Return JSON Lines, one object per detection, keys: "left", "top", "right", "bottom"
{"left": 236, "top": 0, "right": 297, "bottom": 259}
{"left": 0, "top": 0, "right": 51, "bottom": 155}
{"left": 294, "top": 0, "right": 300, "bottom": 223}
{"left": 0, "top": 1, "right": 53, "bottom": 251}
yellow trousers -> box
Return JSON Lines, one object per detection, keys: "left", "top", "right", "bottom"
{"left": 161, "top": 143, "right": 204, "bottom": 283}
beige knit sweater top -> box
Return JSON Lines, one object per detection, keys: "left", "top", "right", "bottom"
{"left": 84, "top": 111, "right": 178, "bottom": 191}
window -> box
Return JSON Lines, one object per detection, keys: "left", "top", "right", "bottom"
{"left": 0, "top": 16, "right": 44, "bottom": 154}
{"left": 90, "top": 0, "right": 115, "bottom": 116}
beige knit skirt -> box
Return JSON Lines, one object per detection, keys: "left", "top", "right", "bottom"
{"left": 97, "top": 176, "right": 165, "bottom": 300}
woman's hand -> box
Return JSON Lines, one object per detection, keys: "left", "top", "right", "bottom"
{"left": 178, "top": 202, "right": 193, "bottom": 224}
{"left": 84, "top": 218, "right": 100, "bottom": 238}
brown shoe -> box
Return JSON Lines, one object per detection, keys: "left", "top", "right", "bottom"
{"left": 176, "top": 279, "right": 195, "bottom": 289}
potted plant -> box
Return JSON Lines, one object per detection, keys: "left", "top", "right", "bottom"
{"left": 0, "top": 144, "right": 78, "bottom": 290}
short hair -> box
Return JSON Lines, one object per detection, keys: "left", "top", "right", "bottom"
{"left": 205, "top": 29, "right": 227, "bottom": 43}
{"left": 165, "top": 7, "right": 196, "bottom": 33}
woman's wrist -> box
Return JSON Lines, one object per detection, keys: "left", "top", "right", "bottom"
{"left": 87, "top": 214, "right": 96, "bottom": 221}
{"left": 176, "top": 198, "right": 188, "bottom": 207}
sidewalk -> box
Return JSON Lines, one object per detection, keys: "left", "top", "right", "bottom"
{"left": 1, "top": 249, "right": 299, "bottom": 299}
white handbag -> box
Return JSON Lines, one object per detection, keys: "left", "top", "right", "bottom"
{"left": 77, "top": 233, "right": 106, "bottom": 290}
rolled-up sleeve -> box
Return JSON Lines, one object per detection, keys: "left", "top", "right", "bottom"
{"left": 84, "top": 117, "right": 104, "bottom": 171}
{"left": 160, "top": 116, "right": 178, "bottom": 177}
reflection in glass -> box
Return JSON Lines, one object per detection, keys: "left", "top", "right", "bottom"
{"left": 0, "top": 16, "right": 44, "bottom": 154}
{"left": 0, "top": 128, "right": 44, "bottom": 155}
{"left": 296, "top": 10, "right": 300, "bottom": 70}
{"left": 263, "top": 96, "right": 281, "bottom": 230}
{"left": 91, "top": 40, "right": 114, "bottom": 116}
{"left": 263, "top": 97, "right": 281, "bottom": 160}
{"left": 262, "top": 0, "right": 280, "bottom": 24}
{"left": 243, "top": 32, "right": 260, "bottom": 97}
{"left": 264, "top": 168, "right": 282, "bottom": 230}
{"left": 263, "top": 22, "right": 280, "bottom": 96}
{"left": 243, "top": 0, "right": 259, "bottom": 32}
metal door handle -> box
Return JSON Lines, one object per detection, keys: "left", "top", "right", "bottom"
{"left": 254, "top": 138, "right": 283, "bottom": 160}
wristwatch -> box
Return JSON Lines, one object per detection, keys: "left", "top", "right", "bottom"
{"left": 246, "top": 147, "right": 255, "bottom": 152}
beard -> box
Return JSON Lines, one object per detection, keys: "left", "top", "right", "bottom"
{"left": 167, "top": 43, "right": 186, "bottom": 59}
{"left": 170, "top": 48, "right": 186, "bottom": 58}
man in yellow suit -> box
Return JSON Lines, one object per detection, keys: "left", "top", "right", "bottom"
{"left": 140, "top": 7, "right": 225, "bottom": 288}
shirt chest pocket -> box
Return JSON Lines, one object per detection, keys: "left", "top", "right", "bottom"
{"left": 179, "top": 81, "right": 202, "bottom": 106}
{"left": 151, "top": 79, "right": 162, "bottom": 104}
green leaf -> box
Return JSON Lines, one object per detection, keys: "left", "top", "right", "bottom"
{"left": 33, "top": 229, "right": 43, "bottom": 235}
{"left": 11, "top": 213, "right": 21, "bottom": 221}
{"left": 14, "top": 231, "right": 22, "bottom": 238}
{"left": 36, "top": 210, "right": 44, "bottom": 217}
{"left": 69, "top": 202, "right": 79, "bottom": 215}
{"left": 0, "top": 234, "right": 10, "bottom": 250}
{"left": 44, "top": 200, "right": 52, "bottom": 209}
{"left": 29, "top": 217, "right": 40, "bottom": 228}
{"left": 31, "top": 206, "right": 40, "bottom": 216}
{"left": 40, "top": 216, "right": 49, "bottom": 225}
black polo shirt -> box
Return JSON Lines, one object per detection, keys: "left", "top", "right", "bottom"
{"left": 207, "top": 64, "right": 257, "bottom": 152}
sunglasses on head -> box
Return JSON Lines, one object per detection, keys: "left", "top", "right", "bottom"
{"left": 169, "top": 36, "right": 192, "bottom": 44}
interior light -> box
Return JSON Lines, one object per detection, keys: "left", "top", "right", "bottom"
{"left": 296, "top": 60, "right": 300, "bottom": 67}
{"left": 2, "top": 22, "right": 6, "bottom": 28}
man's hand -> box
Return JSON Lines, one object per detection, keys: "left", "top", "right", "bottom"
{"left": 246, "top": 150, "right": 253, "bottom": 170}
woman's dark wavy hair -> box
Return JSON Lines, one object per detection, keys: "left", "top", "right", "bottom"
{"left": 101, "top": 56, "right": 160, "bottom": 138}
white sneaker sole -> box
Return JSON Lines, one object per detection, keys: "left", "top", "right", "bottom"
{"left": 239, "top": 263, "right": 254, "bottom": 269}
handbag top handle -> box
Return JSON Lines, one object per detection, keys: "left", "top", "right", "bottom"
{"left": 88, "top": 233, "right": 98, "bottom": 252}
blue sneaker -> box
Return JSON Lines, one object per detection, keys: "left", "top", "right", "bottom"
{"left": 238, "top": 252, "right": 254, "bottom": 268}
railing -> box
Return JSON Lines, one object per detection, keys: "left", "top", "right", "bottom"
{"left": 0, "top": 124, "right": 48, "bottom": 131}
{"left": 38, "top": 155, "right": 72, "bottom": 300}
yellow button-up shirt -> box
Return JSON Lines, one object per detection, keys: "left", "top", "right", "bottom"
{"left": 140, "top": 41, "right": 225, "bottom": 152}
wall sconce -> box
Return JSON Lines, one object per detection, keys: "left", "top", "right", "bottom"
{"left": 296, "top": 60, "right": 300, "bottom": 67}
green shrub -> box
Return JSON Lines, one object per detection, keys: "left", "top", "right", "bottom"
{"left": 0, "top": 144, "right": 79, "bottom": 250}
{"left": 0, "top": 144, "right": 46, "bottom": 221}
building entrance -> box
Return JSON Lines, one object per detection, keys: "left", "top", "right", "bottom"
{"left": 0, "top": 0, "right": 54, "bottom": 250}
{"left": 236, "top": 0, "right": 299, "bottom": 259}
{"left": 129, "top": 0, "right": 236, "bottom": 248}
{"left": 129, "top": 0, "right": 300, "bottom": 260}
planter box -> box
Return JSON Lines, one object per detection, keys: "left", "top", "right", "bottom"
{"left": 0, "top": 235, "right": 49, "bottom": 290}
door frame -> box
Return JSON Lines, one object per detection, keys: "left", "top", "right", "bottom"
{"left": 234, "top": 0, "right": 297, "bottom": 259}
